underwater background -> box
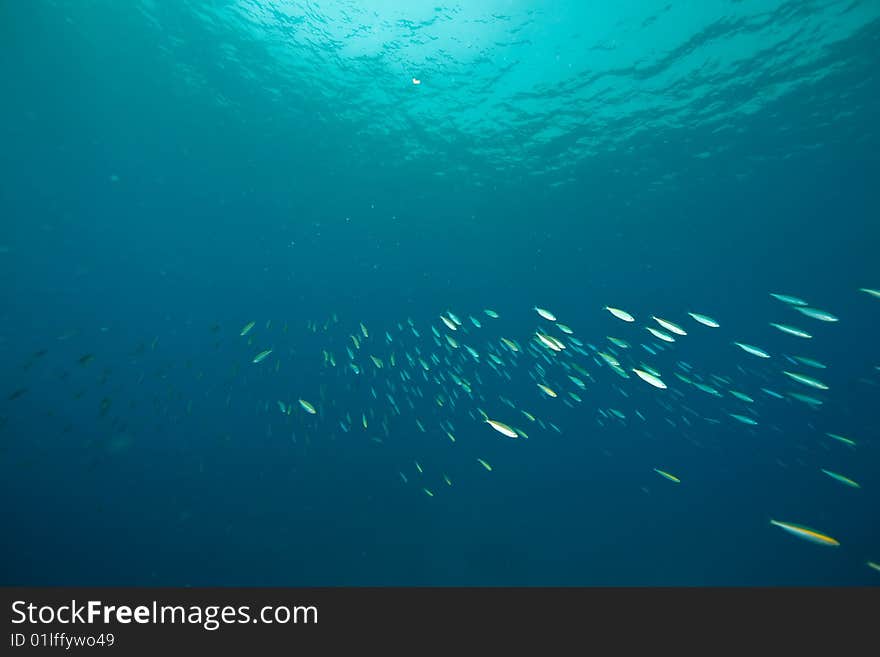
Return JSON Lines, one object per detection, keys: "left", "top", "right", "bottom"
{"left": 1, "top": 0, "right": 878, "bottom": 586}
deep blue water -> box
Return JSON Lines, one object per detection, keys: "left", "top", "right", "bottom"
{"left": 1, "top": 0, "right": 879, "bottom": 585}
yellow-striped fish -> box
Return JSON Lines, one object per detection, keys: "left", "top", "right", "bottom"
{"left": 653, "top": 468, "right": 680, "bottom": 484}
{"left": 770, "top": 520, "right": 839, "bottom": 546}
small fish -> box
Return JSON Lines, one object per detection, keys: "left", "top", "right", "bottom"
{"left": 820, "top": 469, "right": 860, "bottom": 489}
{"left": 867, "top": 561, "right": 880, "bottom": 573}
{"left": 729, "top": 390, "right": 754, "bottom": 403}
{"left": 653, "top": 468, "right": 680, "bottom": 483}
{"left": 605, "top": 306, "right": 635, "bottom": 322}
{"left": 688, "top": 312, "right": 720, "bottom": 328}
{"left": 484, "top": 309, "right": 500, "bottom": 318}
{"left": 423, "top": 487, "right": 433, "bottom": 497}
{"left": 770, "top": 323, "right": 812, "bottom": 339}
{"left": 770, "top": 293, "right": 808, "bottom": 306}
{"left": 729, "top": 413, "right": 758, "bottom": 426}
{"left": 858, "top": 288, "right": 880, "bottom": 299}
{"left": 298, "top": 399, "right": 317, "bottom": 414}
{"left": 252, "top": 349, "right": 272, "bottom": 364}
{"left": 646, "top": 327, "right": 675, "bottom": 343}
{"left": 477, "top": 458, "right": 493, "bottom": 472}
{"left": 770, "top": 520, "right": 839, "bottom": 546}
{"left": 486, "top": 418, "right": 518, "bottom": 438}
{"left": 534, "top": 306, "right": 557, "bottom": 321}
{"left": 794, "top": 307, "right": 838, "bottom": 322}
{"left": 792, "top": 355, "right": 826, "bottom": 369}
{"left": 734, "top": 342, "right": 771, "bottom": 358}
{"left": 633, "top": 368, "right": 667, "bottom": 389}
{"left": 537, "top": 383, "right": 558, "bottom": 398}
{"left": 788, "top": 391, "right": 823, "bottom": 406}
{"left": 652, "top": 316, "right": 687, "bottom": 336}
{"left": 535, "top": 332, "right": 564, "bottom": 352}
{"left": 240, "top": 321, "right": 256, "bottom": 336}
{"left": 783, "top": 371, "right": 829, "bottom": 390}
{"left": 826, "top": 432, "right": 856, "bottom": 447}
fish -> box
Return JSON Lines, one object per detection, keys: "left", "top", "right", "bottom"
{"left": 486, "top": 418, "right": 518, "bottom": 438}
{"left": 646, "top": 327, "right": 675, "bottom": 343}
{"left": 770, "top": 293, "right": 808, "bottom": 306}
{"left": 652, "top": 316, "right": 687, "bottom": 336}
{"left": 868, "top": 561, "right": 880, "bottom": 573}
{"left": 788, "top": 392, "right": 823, "bottom": 406}
{"left": 534, "top": 306, "right": 556, "bottom": 321}
{"left": 792, "top": 355, "right": 826, "bottom": 369}
{"left": 537, "top": 383, "right": 558, "bottom": 398}
{"left": 557, "top": 324, "right": 574, "bottom": 335}
{"left": 687, "top": 312, "right": 720, "bottom": 328}
{"left": 632, "top": 368, "right": 667, "bottom": 389}
{"left": 794, "top": 307, "right": 838, "bottom": 322}
{"left": 440, "top": 315, "right": 457, "bottom": 331}
{"left": 252, "top": 349, "right": 272, "bottom": 364}
{"left": 820, "top": 469, "right": 860, "bottom": 489}
{"left": 733, "top": 342, "right": 771, "bottom": 358}
{"left": 770, "top": 323, "right": 812, "bottom": 339}
{"left": 769, "top": 520, "right": 839, "bottom": 546}
{"left": 761, "top": 388, "right": 785, "bottom": 399}
{"left": 484, "top": 309, "right": 500, "bottom": 318}
{"left": 605, "top": 307, "right": 635, "bottom": 322}
{"left": 729, "top": 413, "right": 758, "bottom": 426}
{"left": 858, "top": 288, "right": 880, "bottom": 299}
{"left": 826, "top": 433, "right": 856, "bottom": 447}
{"left": 653, "top": 468, "right": 680, "bottom": 484}
{"left": 783, "top": 371, "right": 829, "bottom": 390}
{"left": 298, "top": 399, "right": 317, "bottom": 414}
{"left": 535, "top": 332, "right": 565, "bottom": 352}
{"left": 729, "top": 390, "right": 754, "bottom": 403}
{"left": 240, "top": 321, "right": 256, "bottom": 336}
{"left": 477, "top": 458, "right": 493, "bottom": 472}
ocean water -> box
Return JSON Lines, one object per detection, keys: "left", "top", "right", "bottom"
{"left": 1, "top": 0, "right": 878, "bottom": 586}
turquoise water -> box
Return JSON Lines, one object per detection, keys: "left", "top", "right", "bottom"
{"left": 1, "top": 1, "right": 878, "bottom": 585}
